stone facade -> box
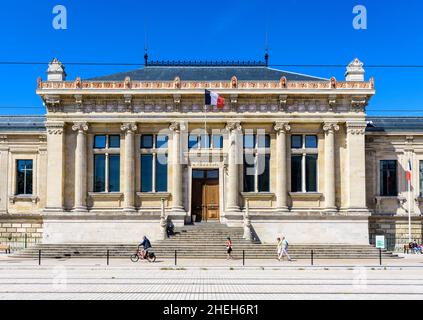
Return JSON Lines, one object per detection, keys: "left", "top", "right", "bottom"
{"left": 1, "top": 57, "right": 419, "bottom": 248}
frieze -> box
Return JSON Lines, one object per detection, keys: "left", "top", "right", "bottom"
{"left": 39, "top": 79, "right": 374, "bottom": 91}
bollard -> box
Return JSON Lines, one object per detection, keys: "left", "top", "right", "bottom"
{"left": 175, "top": 250, "right": 177, "bottom": 266}
{"left": 311, "top": 250, "right": 314, "bottom": 266}
{"left": 107, "top": 250, "right": 110, "bottom": 266}
{"left": 24, "top": 234, "right": 27, "bottom": 249}
{"left": 38, "top": 249, "right": 41, "bottom": 266}
{"left": 379, "top": 248, "right": 382, "bottom": 266}
{"left": 243, "top": 250, "right": 245, "bottom": 267}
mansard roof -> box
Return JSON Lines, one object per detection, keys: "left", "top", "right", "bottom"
{"left": 90, "top": 64, "right": 327, "bottom": 82}
{"left": 0, "top": 116, "right": 46, "bottom": 132}
{"left": 366, "top": 117, "right": 423, "bottom": 133}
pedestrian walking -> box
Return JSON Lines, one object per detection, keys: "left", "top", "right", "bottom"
{"left": 226, "top": 237, "right": 233, "bottom": 260}
{"left": 278, "top": 236, "right": 292, "bottom": 262}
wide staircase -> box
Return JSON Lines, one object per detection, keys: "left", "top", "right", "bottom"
{"left": 11, "top": 222, "right": 399, "bottom": 260}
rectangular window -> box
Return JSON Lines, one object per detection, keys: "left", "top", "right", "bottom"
{"left": 108, "top": 155, "right": 120, "bottom": 192}
{"left": 188, "top": 135, "right": 199, "bottom": 149}
{"left": 257, "top": 135, "right": 271, "bottom": 148}
{"left": 291, "top": 135, "right": 319, "bottom": 193}
{"left": 94, "top": 135, "right": 106, "bottom": 149}
{"left": 380, "top": 160, "right": 397, "bottom": 196}
{"left": 155, "top": 154, "right": 168, "bottom": 192}
{"left": 306, "top": 155, "right": 318, "bottom": 192}
{"left": 243, "top": 160, "right": 255, "bottom": 192}
{"left": 16, "top": 160, "right": 33, "bottom": 195}
{"left": 243, "top": 133, "right": 271, "bottom": 193}
{"left": 156, "top": 135, "right": 168, "bottom": 149}
{"left": 291, "top": 135, "right": 303, "bottom": 149}
{"left": 93, "top": 135, "right": 121, "bottom": 193}
{"left": 141, "top": 134, "right": 169, "bottom": 193}
{"left": 257, "top": 155, "right": 270, "bottom": 192}
{"left": 244, "top": 135, "right": 255, "bottom": 149}
{"left": 94, "top": 155, "right": 106, "bottom": 192}
{"left": 109, "top": 135, "right": 121, "bottom": 148}
{"left": 305, "top": 135, "right": 318, "bottom": 149}
{"left": 141, "top": 154, "right": 153, "bottom": 192}
{"left": 141, "top": 135, "right": 154, "bottom": 149}
{"left": 291, "top": 155, "right": 302, "bottom": 192}
{"left": 200, "top": 134, "right": 210, "bottom": 149}
{"left": 212, "top": 135, "right": 223, "bottom": 149}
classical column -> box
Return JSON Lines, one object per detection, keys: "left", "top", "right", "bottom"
{"left": 323, "top": 122, "right": 339, "bottom": 212}
{"left": 121, "top": 123, "right": 137, "bottom": 212}
{"left": 346, "top": 122, "right": 368, "bottom": 212}
{"left": 169, "top": 122, "right": 185, "bottom": 213}
{"left": 226, "top": 121, "right": 242, "bottom": 213}
{"left": 44, "top": 122, "right": 65, "bottom": 213}
{"left": 274, "top": 122, "right": 291, "bottom": 212}
{"left": 72, "top": 122, "right": 89, "bottom": 212}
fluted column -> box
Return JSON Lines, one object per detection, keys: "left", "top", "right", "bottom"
{"left": 72, "top": 122, "right": 89, "bottom": 212}
{"left": 44, "top": 122, "right": 65, "bottom": 213}
{"left": 226, "top": 121, "right": 242, "bottom": 213}
{"left": 346, "top": 122, "right": 368, "bottom": 212}
{"left": 169, "top": 122, "right": 185, "bottom": 213}
{"left": 121, "top": 123, "right": 137, "bottom": 212}
{"left": 274, "top": 122, "right": 291, "bottom": 212}
{"left": 323, "top": 122, "right": 339, "bottom": 212}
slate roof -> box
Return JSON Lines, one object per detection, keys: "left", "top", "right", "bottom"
{"left": 366, "top": 117, "right": 423, "bottom": 133}
{"left": 0, "top": 116, "right": 46, "bottom": 132}
{"left": 89, "top": 66, "right": 328, "bottom": 82}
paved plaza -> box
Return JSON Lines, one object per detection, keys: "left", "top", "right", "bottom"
{"left": 0, "top": 255, "right": 423, "bottom": 300}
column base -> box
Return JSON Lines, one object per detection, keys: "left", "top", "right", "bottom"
{"left": 122, "top": 207, "right": 136, "bottom": 213}
{"left": 276, "top": 206, "right": 289, "bottom": 213}
{"left": 226, "top": 206, "right": 241, "bottom": 213}
{"left": 72, "top": 206, "right": 88, "bottom": 213}
{"left": 323, "top": 207, "right": 338, "bottom": 213}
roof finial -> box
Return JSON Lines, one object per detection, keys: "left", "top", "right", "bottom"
{"left": 144, "top": 48, "right": 149, "bottom": 67}
{"left": 265, "top": 48, "right": 269, "bottom": 67}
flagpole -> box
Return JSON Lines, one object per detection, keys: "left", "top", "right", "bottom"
{"left": 408, "top": 174, "right": 412, "bottom": 244}
{"left": 407, "top": 156, "right": 412, "bottom": 244}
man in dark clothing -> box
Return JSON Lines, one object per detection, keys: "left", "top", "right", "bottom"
{"left": 139, "top": 236, "right": 152, "bottom": 259}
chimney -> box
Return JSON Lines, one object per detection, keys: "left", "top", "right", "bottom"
{"left": 345, "top": 58, "right": 365, "bottom": 81}
{"left": 47, "top": 58, "right": 66, "bottom": 81}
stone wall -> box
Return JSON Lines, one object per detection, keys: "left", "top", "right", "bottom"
{"left": 369, "top": 216, "right": 423, "bottom": 251}
{"left": 0, "top": 215, "right": 43, "bottom": 249}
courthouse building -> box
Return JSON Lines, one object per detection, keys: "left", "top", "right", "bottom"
{"left": 0, "top": 56, "right": 421, "bottom": 250}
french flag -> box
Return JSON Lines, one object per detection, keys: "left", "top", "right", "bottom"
{"left": 205, "top": 90, "right": 225, "bottom": 109}
{"left": 406, "top": 160, "right": 412, "bottom": 182}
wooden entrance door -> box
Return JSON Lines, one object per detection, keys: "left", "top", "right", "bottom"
{"left": 203, "top": 181, "right": 219, "bottom": 221}
{"left": 191, "top": 170, "right": 220, "bottom": 222}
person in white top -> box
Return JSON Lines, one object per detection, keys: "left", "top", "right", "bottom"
{"left": 278, "top": 236, "right": 292, "bottom": 262}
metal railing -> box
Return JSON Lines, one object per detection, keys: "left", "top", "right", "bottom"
{"left": 0, "top": 234, "right": 41, "bottom": 252}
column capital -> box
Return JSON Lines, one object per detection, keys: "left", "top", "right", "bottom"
{"left": 225, "top": 121, "right": 242, "bottom": 132}
{"left": 346, "top": 121, "right": 367, "bottom": 135}
{"left": 121, "top": 122, "right": 137, "bottom": 134}
{"left": 72, "top": 122, "right": 89, "bottom": 134}
{"left": 45, "top": 121, "right": 65, "bottom": 135}
{"left": 323, "top": 122, "right": 340, "bottom": 134}
{"left": 274, "top": 122, "right": 291, "bottom": 134}
{"left": 169, "top": 121, "right": 186, "bottom": 133}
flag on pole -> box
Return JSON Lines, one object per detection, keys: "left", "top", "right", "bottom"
{"left": 406, "top": 160, "right": 412, "bottom": 182}
{"left": 205, "top": 90, "right": 225, "bottom": 109}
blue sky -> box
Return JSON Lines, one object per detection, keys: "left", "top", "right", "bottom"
{"left": 0, "top": 0, "right": 422, "bottom": 115}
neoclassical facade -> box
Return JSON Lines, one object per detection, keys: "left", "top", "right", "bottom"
{"left": 0, "top": 57, "right": 419, "bottom": 249}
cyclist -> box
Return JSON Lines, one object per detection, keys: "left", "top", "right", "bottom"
{"left": 139, "top": 236, "right": 152, "bottom": 259}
